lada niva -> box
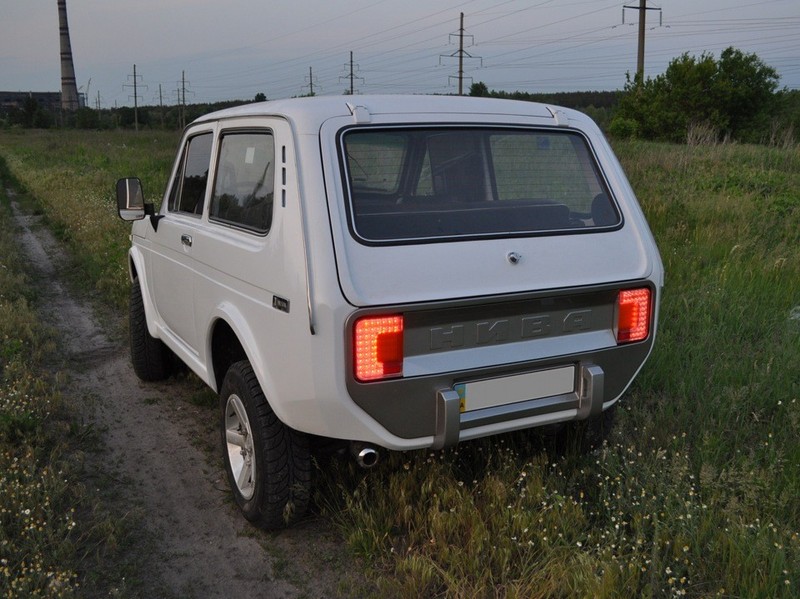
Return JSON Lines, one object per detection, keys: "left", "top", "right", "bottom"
{"left": 116, "top": 95, "right": 663, "bottom": 528}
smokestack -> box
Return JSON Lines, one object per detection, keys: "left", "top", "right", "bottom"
{"left": 57, "top": 0, "right": 80, "bottom": 111}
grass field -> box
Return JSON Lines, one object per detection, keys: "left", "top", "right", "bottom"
{"left": 0, "top": 128, "right": 797, "bottom": 597}
{"left": 0, "top": 160, "right": 80, "bottom": 596}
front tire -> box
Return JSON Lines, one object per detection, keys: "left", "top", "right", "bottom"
{"left": 129, "top": 278, "right": 173, "bottom": 381}
{"left": 220, "top": 360, "right": 311, "bottom": 529}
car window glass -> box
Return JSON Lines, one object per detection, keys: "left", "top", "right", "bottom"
{"left": 169, "top": 133, "right": 213, "bottom": 215}
{"left": 210, "top": 132, "right": 275, "bottom": 234}
{"left": 344, "top": 133, "right": 405, "bottom": 194}
{"left": 343, "top": 127, "right": 620, "bottom": 243}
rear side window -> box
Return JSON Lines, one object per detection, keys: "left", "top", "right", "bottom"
{"left": 210, "top": 131, "right": 275, "bottom": 234}
{"left": 341, "top": 127, "right": 619, "bottom": 243}
{"left": 168, "top": 132, "right": 213, "bottom": 215}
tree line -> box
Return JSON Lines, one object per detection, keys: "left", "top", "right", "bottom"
{"left": 3, "top": 47, "right": 798, "bottom": 145}
{"left": 470, "top": 47, "right": 799, "bottom": 145}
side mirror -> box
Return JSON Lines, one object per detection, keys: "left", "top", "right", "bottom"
{"left": 116, "top": 177, "right": 146, "bottom": 221}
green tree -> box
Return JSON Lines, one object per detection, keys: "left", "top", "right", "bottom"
{"left": 715, "top": 47, "right": 779, "bottom": 141}
{"left": 616, "top": 47, "right": 780, "bottom": 143}
{"left": 469, "top": 81, "right": 489, "bottom": 97}
{"left": 75, "top": 107, "right": 99, "bottom": 129}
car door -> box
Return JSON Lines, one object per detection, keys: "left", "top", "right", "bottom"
{"left": 147, "top": 127, "right": 214, "bottom": 355}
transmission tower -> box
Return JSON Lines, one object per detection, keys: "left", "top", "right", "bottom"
{"left": 439, "top": 13, "right": 482, "bottom": 96}
{"left": 340, "top": 51, "right": 365, "bottom": 95}
{"left": 175, "top": 71, "right": 194, "bottom": 129}
{"left": 123, "top": 64, "right": 147, "bottom": 131}
{"left": 303, "top": 67, "right": 319, "bottom": 97}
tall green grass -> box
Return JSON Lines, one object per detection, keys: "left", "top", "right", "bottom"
{"left": 0, "top": 130, "right": 797, "bottom": 597}
{"left": 0, "top": 129, "right": 179, "bottom": 309}
{"left": 0, "top": 163, "right": 79, "bottom": 596}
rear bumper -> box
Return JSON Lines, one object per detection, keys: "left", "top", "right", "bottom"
{"left": 343, "top": 281, "right": 657, "bottom": 445}
{"left": 433, "top": 362, "right": 603, "bottom": 448}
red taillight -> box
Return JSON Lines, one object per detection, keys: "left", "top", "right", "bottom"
{"left": 354, "top": 315, "right": 404, "bottom": 382}
{"left": 616, "top": 288, "right": 651, "bottom": 343}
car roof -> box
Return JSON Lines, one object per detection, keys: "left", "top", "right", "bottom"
{"left": 191, "top": 94, "right": 578, "bottom": 133}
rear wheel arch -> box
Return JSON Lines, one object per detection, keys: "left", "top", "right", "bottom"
{"left": 210, "top": 318, "right": 248, "bottom": 392}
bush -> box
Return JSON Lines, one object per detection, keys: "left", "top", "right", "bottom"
{"left": 608, "top": 116, "right": 638, "bottom": 140}
{"left": 617, "top": 47, "right": 780, "bottom": 143}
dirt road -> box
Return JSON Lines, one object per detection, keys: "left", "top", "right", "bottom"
{"left": 10, "top": 192, "right": 361, "bottom": 598}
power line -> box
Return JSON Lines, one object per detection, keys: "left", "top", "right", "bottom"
{"left": 103, "top": 0, "right": 798, "bottom": 103}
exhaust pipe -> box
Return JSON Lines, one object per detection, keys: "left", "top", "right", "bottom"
{"left": 350, "top": 442, "right": 380, "bottom": 469}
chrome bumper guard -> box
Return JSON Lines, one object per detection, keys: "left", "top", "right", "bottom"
{"left": 433, "top": 362, "right": 604, "bottom": 449}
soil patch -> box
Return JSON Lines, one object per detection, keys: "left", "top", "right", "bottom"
{"left": 9, "top": 190, "right": 365, "bottom": 598}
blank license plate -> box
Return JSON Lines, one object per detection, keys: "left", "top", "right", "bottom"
{"left": 455, "top": 366, "right": 575, "bottom": 413}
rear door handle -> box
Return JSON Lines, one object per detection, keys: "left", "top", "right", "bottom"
{"left": 181, "top": 234, "right": 193, "bottom": 247}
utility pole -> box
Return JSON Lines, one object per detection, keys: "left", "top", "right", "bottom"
{"left": 623, "top": 1, "right": 663, "bottom": 82}
{"left": 176, "top": 71, "right": 193, "bottom": 129}
{"left": 158, "top": 84, "right": 165, "bottom": 128}
{"left": 458, "top": 13, "right": 465, "bottom": 96}
{"left": 303, "top": 67, "right": 318, "bottom": 96}
{"left": 340, "top": 51, "right": 364, "bottom": 95}
{"left": 349, "top": 51, "right": 354, "bottom": 95}
{"left": 181, "top": 71, "right": 186, "bottom": 128}
{"left": 440, "top": 12, "right": 482, "bottom": 96}
{"left": 123, "top": 64, "right": 146, "bottom": 131}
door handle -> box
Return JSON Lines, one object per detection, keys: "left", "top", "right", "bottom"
{"left": 181, "top": 234, "right": 193, "bottom": 247}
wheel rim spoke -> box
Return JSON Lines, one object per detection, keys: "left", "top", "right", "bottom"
{"left": 224, "top": 394, "right": 256, "bottom": 500}
{"left": 230, "top": 399, "right": 247, "bottom": 429}
{"left": 237, "top": 459, "right": 252, "bottom": 490}
{"left": 226, "top": 429, "right": 246, "bottom": 448}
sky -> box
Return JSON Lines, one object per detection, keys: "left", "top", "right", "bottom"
{"left": 1, "top": 0, "right": 798, "bottom": 108}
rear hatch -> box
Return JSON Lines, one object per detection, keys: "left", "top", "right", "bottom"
{"left": 320, "top": 105, "right": 658, "bottom": 308}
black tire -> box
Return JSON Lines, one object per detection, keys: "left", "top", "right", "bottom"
{"left": 129, "top": 278, "right": 173, "bottom": 381}
{"left": 220, "top": 360, "right": 311, "bottom": 529}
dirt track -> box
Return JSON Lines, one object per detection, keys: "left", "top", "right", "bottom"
{"left": 10, "top": 192, "right": 359, "bottom": 598}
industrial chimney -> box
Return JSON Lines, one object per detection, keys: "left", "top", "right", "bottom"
{"left": 57, "top": 0, "right": 80, "bottom": 111}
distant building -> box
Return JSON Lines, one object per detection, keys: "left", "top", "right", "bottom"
{"left": 0, "top": 91, "right": 63, "bottom": 116}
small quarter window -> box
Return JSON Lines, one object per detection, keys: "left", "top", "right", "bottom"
{"left": 210, "top": 132, "right": 275, "bottom": 234}
{"left": 169, "top": 132, "right": 213, "bottom": 215}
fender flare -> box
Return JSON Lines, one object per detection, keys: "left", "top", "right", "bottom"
{"left": 128, "top": 246, "right": 162, "bottom": 340}
{"left": 204, "top": 303, "right": 289, "bottom": 424}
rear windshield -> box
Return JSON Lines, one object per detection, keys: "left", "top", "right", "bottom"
{"left": 341, "top": 127, "right": 619, "bottom": 243}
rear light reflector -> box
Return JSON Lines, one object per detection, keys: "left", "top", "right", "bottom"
{"left": 616, "top": 288, "right": 651, "bottom": 343}
{"left": 354, "top": 315, "right": 404, "bottom": 382}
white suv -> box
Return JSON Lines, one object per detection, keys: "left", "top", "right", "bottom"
{"left": 116, "top": 95, "right": 663, "bottom": 528}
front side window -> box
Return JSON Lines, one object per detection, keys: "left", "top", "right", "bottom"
{"left": 168, "top": 132, "right": 213, "bottom": 215}
{"left": 341, "top": 127, "right": 619, "bottom": 243}
{"left": 210, "top": 131, "right": 275, "bottom": 234}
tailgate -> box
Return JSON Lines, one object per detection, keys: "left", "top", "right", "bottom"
{"left": 320, "top": 118, "right": 659, "bottom": 307}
